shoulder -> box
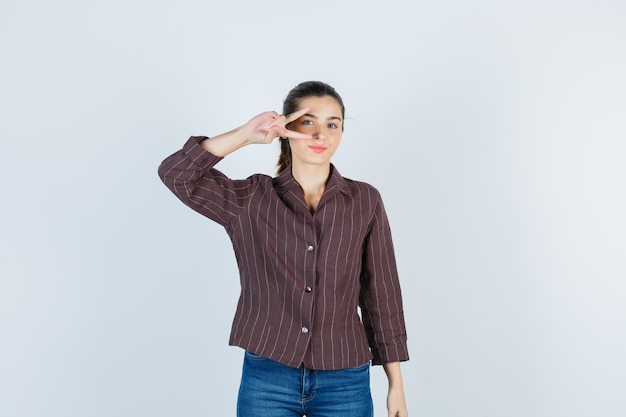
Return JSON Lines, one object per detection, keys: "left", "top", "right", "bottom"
{"left": 339, "top": 176, "right": 389, "bottom": 219}
{"left": 216, "top": 172, "right": 274, "bottom": 200}
{"left": 329, "top": 164, "right": 384, "bottom": 204}
{"left": 246, "top": 172, "right": 274, "bottom": 182}
{"left": 342, "top": 175, "right": 383, "bottom": 201}
{"left": 237, "top": 172, "right": 274, "bottom": 190}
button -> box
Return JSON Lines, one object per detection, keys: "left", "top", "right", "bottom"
{"left": 301, "top": 326, "right": 309, "bottom": 334}
{"left": 307, "top": 245, "right": 314, "bottom": 252}
{"left": 305, "top": 286, "right": 312, "bottom": 293}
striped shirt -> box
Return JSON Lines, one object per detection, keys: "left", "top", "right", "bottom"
{"left": 158, "top": 136, "right": 409, "bottom": 370}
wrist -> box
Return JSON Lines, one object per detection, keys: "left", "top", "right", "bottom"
{"left": 383, "top": 361, "right": 405, "bottom": 389}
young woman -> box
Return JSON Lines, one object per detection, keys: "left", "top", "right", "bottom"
{"left": 158, "top": 81, "right": 409, "bottom": 417}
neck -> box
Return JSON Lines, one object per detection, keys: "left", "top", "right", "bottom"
{"left": 291, "top": 162, "right": 331, "bottom": 212}
{"left": 291, "top": 162, "right": 330, "bottom": 194}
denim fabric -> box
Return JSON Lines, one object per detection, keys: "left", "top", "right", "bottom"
{"left": 237, "top": 351, "right": 374, "bottom": 417}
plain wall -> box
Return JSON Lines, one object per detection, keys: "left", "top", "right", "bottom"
{"left": 1, "top": 1, "right": 625, "bottom": 416}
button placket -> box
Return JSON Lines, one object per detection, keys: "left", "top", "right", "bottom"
{"left": 300, "top": 240, "right": 315, "bottom": 334}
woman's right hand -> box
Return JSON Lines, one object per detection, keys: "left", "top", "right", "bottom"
{"left": 243, "top": 107, "right": 313, "bottom": 144}
{"left": 200, "top": 108, "right": 314, "bottom": 157}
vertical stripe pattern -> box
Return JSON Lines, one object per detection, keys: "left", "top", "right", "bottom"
{"left": 158, "top": 136, "right": 409, "bottom": 370}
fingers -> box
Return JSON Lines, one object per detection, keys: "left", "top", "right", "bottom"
{"left": 283, "top": 129, "right": 313, "bottom": 140}
{"left": 284, "top": 107, "right": 310, "bottom": 124}
{"left": 270, "top": 114, "right": 287, "bottom": 127}
{"left": 267, "top": 107, "right": 309, "bottom": 129}
{"left": 268, "top": 124, "right": 312, "bottom": 141}
{"left": 261, "top": 107, "right": 313, "bottom": 141}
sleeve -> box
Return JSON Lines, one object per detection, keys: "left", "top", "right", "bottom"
{"left": 157, "top": 136, "right": 260, "bottom": 227}
{"left": 359, "top": 192, "right": 410, "bottom": 365}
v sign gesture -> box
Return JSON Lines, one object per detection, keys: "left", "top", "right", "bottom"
{"left": 201, "top": 108, "right": 313, "bottom": 157}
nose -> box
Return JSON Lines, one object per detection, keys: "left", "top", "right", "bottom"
{"left": 312, "top": 126, "right": 327, "bottom": 141}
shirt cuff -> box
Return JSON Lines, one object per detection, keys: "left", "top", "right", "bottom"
{"left": 182, "top": 136, "right": 224, "bottom": 169}
{"left": 371, "top": 344, "right": 410, "bottom": 365}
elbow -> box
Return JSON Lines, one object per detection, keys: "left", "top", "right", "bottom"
{"left": 157, "top": 161, "right": 168, "bottom": 184}
{"left": 157, "top": 156, "right": 177, "bottom": 188}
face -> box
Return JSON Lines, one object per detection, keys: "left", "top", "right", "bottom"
{"left": 287, "top": 95, "right": 344, "bottom": 169}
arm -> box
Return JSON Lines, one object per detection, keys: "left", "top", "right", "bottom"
{"left": 358, "top": 192, "right": 410, "bottom": 415}
{"left": 384, "top": 361, "right": 408, "bottom": 417}
{"left": 359, "top": 192, "right": 409, "bottom": 364}
{"left": 157, "top": 109, "right": 312, "bottom": 224}
{"left": 200, "top": 108, "right": 313, "bottom": 157}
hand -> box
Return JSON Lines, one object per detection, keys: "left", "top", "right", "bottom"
{"left": 387, "top": 385, "right": 408, "bottom": 417}
{"left": 243, "top": 107, "right": 313, "bottom": 144}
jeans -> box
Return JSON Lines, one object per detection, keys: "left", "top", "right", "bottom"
{"left": 237, "top": 351, "right": 374, "bottom": 417}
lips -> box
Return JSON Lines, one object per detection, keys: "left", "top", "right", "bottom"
{"left": 308, "top": 145, "right": 327, "bottom": 153}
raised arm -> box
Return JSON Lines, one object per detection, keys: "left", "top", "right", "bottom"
{"left": 200, "top": 107, "right": 313, "bottom": 157}
{"left": 158, "top": 108, "right": 313, "bottom": 225}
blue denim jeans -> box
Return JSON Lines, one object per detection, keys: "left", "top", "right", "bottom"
{"left": 237, "top": 351, "right": 374, "bottom": 417}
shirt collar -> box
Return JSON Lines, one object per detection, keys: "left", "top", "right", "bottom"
{"left": 274, "top": 164, "right": 352, "bottom": 198}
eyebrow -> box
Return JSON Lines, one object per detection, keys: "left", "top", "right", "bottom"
{"left": 304, "top": 113, "right": 343, "bottom": 121}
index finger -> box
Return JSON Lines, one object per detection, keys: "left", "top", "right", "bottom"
{"left": 284, "top": 107, "right": 310, "bottom": 124}
{"left": 283, "top": 129, "right": 313, "bottom": 140}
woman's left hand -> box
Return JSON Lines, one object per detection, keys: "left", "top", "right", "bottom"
{"left": 387, "top": 385, "right": 408, "bottom": 417}
{"left": 383, "top": 361, "right": 408, "bottom": 417}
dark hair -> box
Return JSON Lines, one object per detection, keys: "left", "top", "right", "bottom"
{"left": 277, "top": 81, "right": 345, "bottom": 174}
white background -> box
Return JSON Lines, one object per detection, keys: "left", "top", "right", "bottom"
{"left": 1, "top": 1, "right": 625, "bottom": 416}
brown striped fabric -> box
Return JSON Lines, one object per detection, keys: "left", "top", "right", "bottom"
{"left": 159, "top": 136, "right": 409, "bottom": 370}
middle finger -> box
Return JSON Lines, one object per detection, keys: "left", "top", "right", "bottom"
{"left": 284, "top": 107, "right": 310, "bottom": 124}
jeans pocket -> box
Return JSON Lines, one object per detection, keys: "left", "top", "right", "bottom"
{"left": 244, "top": 350, "right": 268, "bottom": 361}
{"left": 354, "top": 361, "right": 370, "bottom": 370}
{"left": 343, "top": 361, "right": 370, "bottom": 375}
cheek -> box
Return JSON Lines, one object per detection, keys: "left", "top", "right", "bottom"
{"left": 288, "top": 139, "right": 308, "bottom": 152}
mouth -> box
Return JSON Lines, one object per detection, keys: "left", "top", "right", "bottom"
{"left": 308, "top": 145, "right": 327, "bottom": 153}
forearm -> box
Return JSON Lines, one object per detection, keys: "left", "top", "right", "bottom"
{"left": 383, "top": 361, "right": 404, "bottom": 389}
{"left": 200, "top": 125, "right": 250, "bottom": 157}
{"left": 383, "top": 361, "right": 408, "bottom": 417}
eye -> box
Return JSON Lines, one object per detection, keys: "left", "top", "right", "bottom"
{"left": 328, "top": 123, "right": 338, "bottom": 129}
{"left": 302, "top": 120, "right": 314, "bottom": 125}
